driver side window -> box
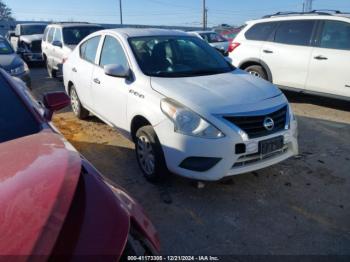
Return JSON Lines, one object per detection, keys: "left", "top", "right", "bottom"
{"left": 99, "top": 35, "right": 129, "bottom": 69}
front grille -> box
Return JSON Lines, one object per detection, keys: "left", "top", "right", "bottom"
{"left": 30, "top": 40, "right": 42, "bottom": 53}
{"left": 232, "top": 146, "right": 288, "bottom": 168}
{"left": 224, "top": 106, "right": 288, "bottom": 139}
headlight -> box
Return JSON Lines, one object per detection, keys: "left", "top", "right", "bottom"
{"left": 160, "top": 98, "right": 225, "bottom": 139}
{"left": 10, "top": 63, "right": 27, "bottom": 75}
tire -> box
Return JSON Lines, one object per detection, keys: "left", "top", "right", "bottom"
{"left": 245, "top": 65, "right": 268, "bottom": 80}
{"left": 69, "top": 85, "right": 89, "bottom": 119}
{"left": 135, "top": 126, "right": 167, "bottom": 182}
{"left": 46, "top": 59, "right": 57, "bottom": 78}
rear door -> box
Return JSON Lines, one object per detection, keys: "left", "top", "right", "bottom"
{"left": 72, "top": 36, "right": 101, "bottom": 109}
{"left": 44, "top": 27, "right": 55, "bottom": 64}
{"left": 90, "top": 35, "right": 129, "bottom": 130}
{"left": 305, "top": 20, "right": 350, "bottom": 98}
{"left": 260, "top": 20, "right": 316, "bottom": 89}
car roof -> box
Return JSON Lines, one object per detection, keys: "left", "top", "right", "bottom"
{"left": 189, "top": 31, "right": 216, "bottom": 34}
{"left": 247, "top": 13, "right": 350, "bottom": 24}
{"left": 49, "top": 23, "right": 103, "bottom": 28}
{"left": 103, "top": 28, "right": 189, "bottom": 38}
{"left": 19, "top": 23, "right": 47, "bottom": 26}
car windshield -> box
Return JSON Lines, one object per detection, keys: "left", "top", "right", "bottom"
{"left": 200, "top": 32, "right": 228, "bottom": 43}
{"left": 0, "top": 74, "right": 41, "bottom": 143}
{"left": 21, "top": 25, "right": 46, "bottom": 35}
{"left": 63, "top": 26, "right": 103, "bottom": 45}
{"left": 129, "top": 35, "right": 234, "bottom": 77}
{"left": 0, "top": 39, "right": 14, "bottom": 54}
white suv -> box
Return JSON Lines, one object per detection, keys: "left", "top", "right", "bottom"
{"left": 63, "top": 28, "right": 298, "bottom": 182}
{"left": 42, "top": 23, "right": 103, "bottom": 78}
{"left": 229, "top": 11, "right": 350, "bottom": 101}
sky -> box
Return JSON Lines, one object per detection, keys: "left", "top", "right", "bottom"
{"left": 6, "top": 0, "right": 350, "bottom": 27}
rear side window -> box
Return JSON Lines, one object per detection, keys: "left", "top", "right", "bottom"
{"left": 53, "top": 28, "right": 62, "bottom": 43}
{"left": 274, "top": 20, "right": 315, "bottom": 46}
{"left": 80, "top": 36, "right": 101, "bottom": 64}
{"left": 319, "top": 20, "right": 350, "bottom": 50}
{"left": 245, "top": 22, "right": 277, "bottom": 41}
{"left": 43, "top": 27, "right": 49, "bottom": 42}
{"left": 99, "top": 36, "right": 129, "bottom": 68}
{"left": 47, "top": 27, "right": 55, "bottom": 43}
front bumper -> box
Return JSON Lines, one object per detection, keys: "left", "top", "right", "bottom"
{"left": 154, "top": 118, "right": 298, "bottom": 181}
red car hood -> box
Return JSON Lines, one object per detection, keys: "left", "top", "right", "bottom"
{"left": 0, "top": 132, "right": 81, "bottom": 255}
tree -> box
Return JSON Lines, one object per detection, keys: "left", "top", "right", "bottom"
{"left": 0, "top": 0, "right": 14, "bottom": 21}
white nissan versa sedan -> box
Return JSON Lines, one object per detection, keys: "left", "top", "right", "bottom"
{"left": 63, "top": 28, "right": 298, "bottom": 182}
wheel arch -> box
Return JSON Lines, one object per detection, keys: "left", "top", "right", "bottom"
{"left": 239, "top": 58, "right": 273, "bottom": 82}
{"left": 130, "top": 115, "right": 152, "bottom": 142}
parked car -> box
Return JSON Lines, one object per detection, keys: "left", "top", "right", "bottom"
{"left": 0, "top": 35, "right": 31, "bottom": 88}
{"left": 63, "top": 28, "right": 298, "bottom": 182}
{"left": 229, "top": 10, "right": 350, "bottom": 101}
{"left": 216, "top": 27, "right": 244, "bottom": 41}
{"left": 189, "top": 31, "right": 231, "bottom": 56}
{"left": 42, "top": 23, "right": 104, "bottom": 78}
{"left": 0, "top": 69, "right": 160, "bottom": 257}
{"left": 9, "top": 23, "right": 47, "bottom": 63}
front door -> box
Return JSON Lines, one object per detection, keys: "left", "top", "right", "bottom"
{"left": 91, "top": 35, "right": 130, "bottom": 131}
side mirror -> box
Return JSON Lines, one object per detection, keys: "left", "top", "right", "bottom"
{"left": 43, "top": 92, "right": 70, "bottom": 121}
{"left": 104, "top": 64, "right": 130, "bottom": 79}
{"left": 52, "top": 40, "right": 63, "bottom": 48}
{"left": 9, "top": 32, "right": 15, "bottom": 37}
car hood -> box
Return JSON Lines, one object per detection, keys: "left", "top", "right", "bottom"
{"left": 0, "top": 54, "right": 23, "bottom": 70}
{"left": 151, "top": 69, "right": 283, "bottom": 114}
{"left": 21, "top": 34, "right": 43, "bottom": 43}
{"left": 0, "top": 132, "right": 82, "bottom": 255}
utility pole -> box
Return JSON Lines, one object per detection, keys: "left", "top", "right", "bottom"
{"left": 202, "top": 0, "right": 206, "bottom": 30}
{"left": 303, "top": 0, "right": 313, "bottom": 12}
{"left": 119, "top": 0, "right": 123, "bottom": 25}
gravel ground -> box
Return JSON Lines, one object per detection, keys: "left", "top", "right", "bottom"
{"left": 31, "top": 67, "right": 350, "bottom": 255}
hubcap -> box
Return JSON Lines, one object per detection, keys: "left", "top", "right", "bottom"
{"left": 137, "top": 135, "right": 155, "bottom": 175}
{"left": 248, "top": 70, "right": 261, "bottom": 78}
{"left": 70, "top": 90, "right": 79, "bottom": 115}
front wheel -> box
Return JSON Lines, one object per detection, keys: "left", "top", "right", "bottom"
{"left": 245, "top": 65, "right": 268, "bottom": 80}
{"left": 135, "top": 126, "right": 168, "bottom": 182}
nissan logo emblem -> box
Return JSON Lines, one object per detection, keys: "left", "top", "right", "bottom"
{"left": 263, "top": 117, "right": 275, "bottom": 131}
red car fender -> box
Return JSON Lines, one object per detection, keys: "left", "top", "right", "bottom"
{"left": 82, "top": 160, "right": 161, "bottom": 254}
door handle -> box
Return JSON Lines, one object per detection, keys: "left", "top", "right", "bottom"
{"left": 72, "top": 67, "right": 77, "bottom": 73}
{"left": 314, "top": 55, "right": 328, "bottom": 60}
{"left": 93, "top": 78, "right": 101, "bottom": 84}
{"left": 346, "top": 85, "right": 350, "bottom": 88}
{"left": 263, "top": 49, "right": 273, "bottom": 54}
